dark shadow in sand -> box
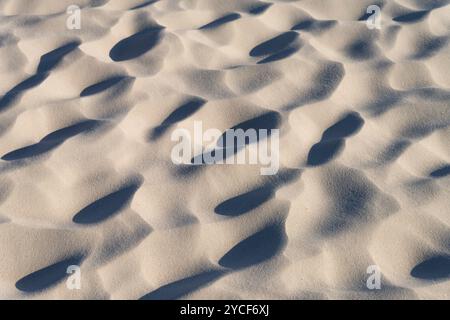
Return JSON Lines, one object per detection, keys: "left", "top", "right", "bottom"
{"left": 109, "top": 26, "right": 163, "bottom": 62}
{"left": 292, "top": 20, "right": 314, "bottom": 30}
{"left": 249, "top": 31, "right": 298, "bottom": 57}
{"left": 258, "top": 46, "right": 299, "bottom": 64}
{"left": 191, "top": 111, "right": 281, "bottom": 164}
{"left": 0, "top": 41, "right": 80, "bottom": 112}
{"left": 393, "top": 10, "right": 429, "bottom": 23}
{"left": 1, "top": 120, "right": 101, "bottom": 161}
{"left": 215, "top": 186, "right": 274, "bottom": 216}
{"left": 380, "top": 140, "right": 411, "bottom": 163}
{"left": 413, "top": 87, "right": 450, "bottom": 101}
{"left": 0, "top": 75, "right": 48, "bottom": 112}
{"left": 218, "top": 111, "right": 281, "bottom": 148}
{"left": 310, "top": 64, "right": 345, "bottom": 101}
{"left": 307, "top": 112, "right": 364, "bottom": 166}
{"left": 80, "top": 76, "right": 128, "bottom": 97}
{"left": 411, "top": 255, "right": 450, "bottom": 280}
{"left": 140, "top": 270, "right": 224, "bottom": 300}
{"left": 429, "top": 165, "right": 450, "bottom": 178}
{"left": 15, "top": 255, "right": 83, "bottom": 293}
{"left": 219, "top": 224, "right": 285, "bottom": 269}
{"left": 73, "top": 181, "right": 142, "bottom": 224}
{"left": 213, "top": 170, "right": 301, "bottom": 216}
{"left": 37, "top": 41, "right": 80, "bottom": 73}
{"left": 307, "top": 140, "right": 345, "bottom": 166}
{"left": 173, "top": 164, "right": 204, "bottom": 178}
{"left": 291, "top": 20, "right": 336, "bottom": 33}
{"left": 199, "top": 13, "right": 241, "bottom": 30}
{"left": 365, "top": 93, "right": 401, "bottom": 116}
{"left": 412, "top": 36, "right": 447, "bottom": 59}
{"left": 248, "top": 3, "right": 272, "bottom": 15}
{"left": 150, "top": 98, "right": 206, "bottom": 140}
{"left": 91, "top": 0, "right": 109, "bottom": 7}
{"left": 322, "top": 112, "right": 365, "bottom": 140}
{"left": 130, "top": 0, "right": 159, "bottom": 10}
{"left": 345, "top": 39, "right": 376, "bottom": 60}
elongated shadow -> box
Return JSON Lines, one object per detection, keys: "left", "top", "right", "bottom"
{"left": 215, "top": 186, "right": 274, "bottom": 216}
{"left": 0, "top": 74, "right": 48, "bottom": 112}
{"left": 37, "top": 41, "right": 80, "bottom": 73}
{"left": 380, "top": 140, "right": 411, "bottom": 163}
{"left": 248, "top": 3, "right": 272, "bottom": 15}
{"left": 214, "top": 169, "right": 302, "bottom": 217}
{"left": 218, "top": 111, "right": 281, "bottom": 148}
{"left": 412, "top": 36, "right": 447, "bottom": 59}
{"left": 249, "top": 31, "right": 298, "bottom": 57}
{"left": 291, "top": 20, "right": 336, "bottom": 33}
{"left": 219, "top": 224, "right": 286, "bottom": 269}
{"left": 72, "top": 180, "right": 142, "bottom": 224}
{"left": 15, "top": 255, "right": 83, "bottom": 293}
{"left": 191, "top": 111, "right": 281, "bottom": 164}
{"left": 365, "top": 93, "right": 401, "bottom": 116}
{"left": 80, "top": 76, "right": 128, "bottom": 97}
{"left": 292, "top": 20, "right": 314, "bottom": 30}
{"left": 258, "top": 45, "right": 299, "bottom": 64}
{"left": 150, "top": 97, "right": 206, "bottom": 140}
{"left": 429, "top": 165, "right": 450, "bottom": 178}
{"left": 109, "top": 26, "right": 163, "bottom": 61}
{"left": 393, "top": 10, "right": 429, "bottom": 23}
{"left": 0, "top": 41, "right": 79, "bottom": 112}
{"left": 199, "top": 13, "right": 241, "bottom": 30}
{"left": 130, "top": 0, "right": 159, "bottom": 10}
{"left": 1, "top": 120, "right": 101, "bottom": 161}
{"left": 411, "top": 255, "right": 450, "bottom": 280}
{"left": 140, "top": 270, "right": 225, "bottom": 300}
{"left": 91, "top": 0, "right": 109, "bottom": 7}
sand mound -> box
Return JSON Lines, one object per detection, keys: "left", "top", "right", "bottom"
{"left": 0, "top": 0, "right": 449, "bottom": 299}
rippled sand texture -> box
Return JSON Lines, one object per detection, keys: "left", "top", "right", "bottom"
{"left": 0, "top": 0, "right": 449, "bottom": 299}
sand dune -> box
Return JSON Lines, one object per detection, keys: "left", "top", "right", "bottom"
{"left": 0, "top": 0, "right": 449, "bottom": 299}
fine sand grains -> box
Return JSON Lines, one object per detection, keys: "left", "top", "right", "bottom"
{"left": 0, "top": 0, "right": 449, "bottom": 299}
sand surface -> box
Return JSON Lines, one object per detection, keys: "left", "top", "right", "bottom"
{"left": 0, "top": 0, "right": 449, "bottom": 299}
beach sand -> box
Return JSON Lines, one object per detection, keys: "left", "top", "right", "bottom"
{"left": 0, "top": 0, "right": 449, "bottom": 299}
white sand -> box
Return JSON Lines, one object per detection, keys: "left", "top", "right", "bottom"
{"left": 0, "top": 0, "right": 449, "bottom": 299}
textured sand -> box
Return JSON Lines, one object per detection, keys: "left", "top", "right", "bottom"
{"left": 0, "top": 0, "right": 449, "bottom": 299}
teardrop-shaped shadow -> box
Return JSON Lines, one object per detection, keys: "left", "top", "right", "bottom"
{"left": 219, "top": 224, "right": 286, "bottom": 269}
{"left": 72, "top": 180, "right": 142, "bottom": 224}
{"left": 15, "top": 255, "right": 83, "bottom": 293}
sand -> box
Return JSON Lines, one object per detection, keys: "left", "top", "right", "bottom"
{"left": 0, "top": 0, "right": 449, "bottom": 300}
